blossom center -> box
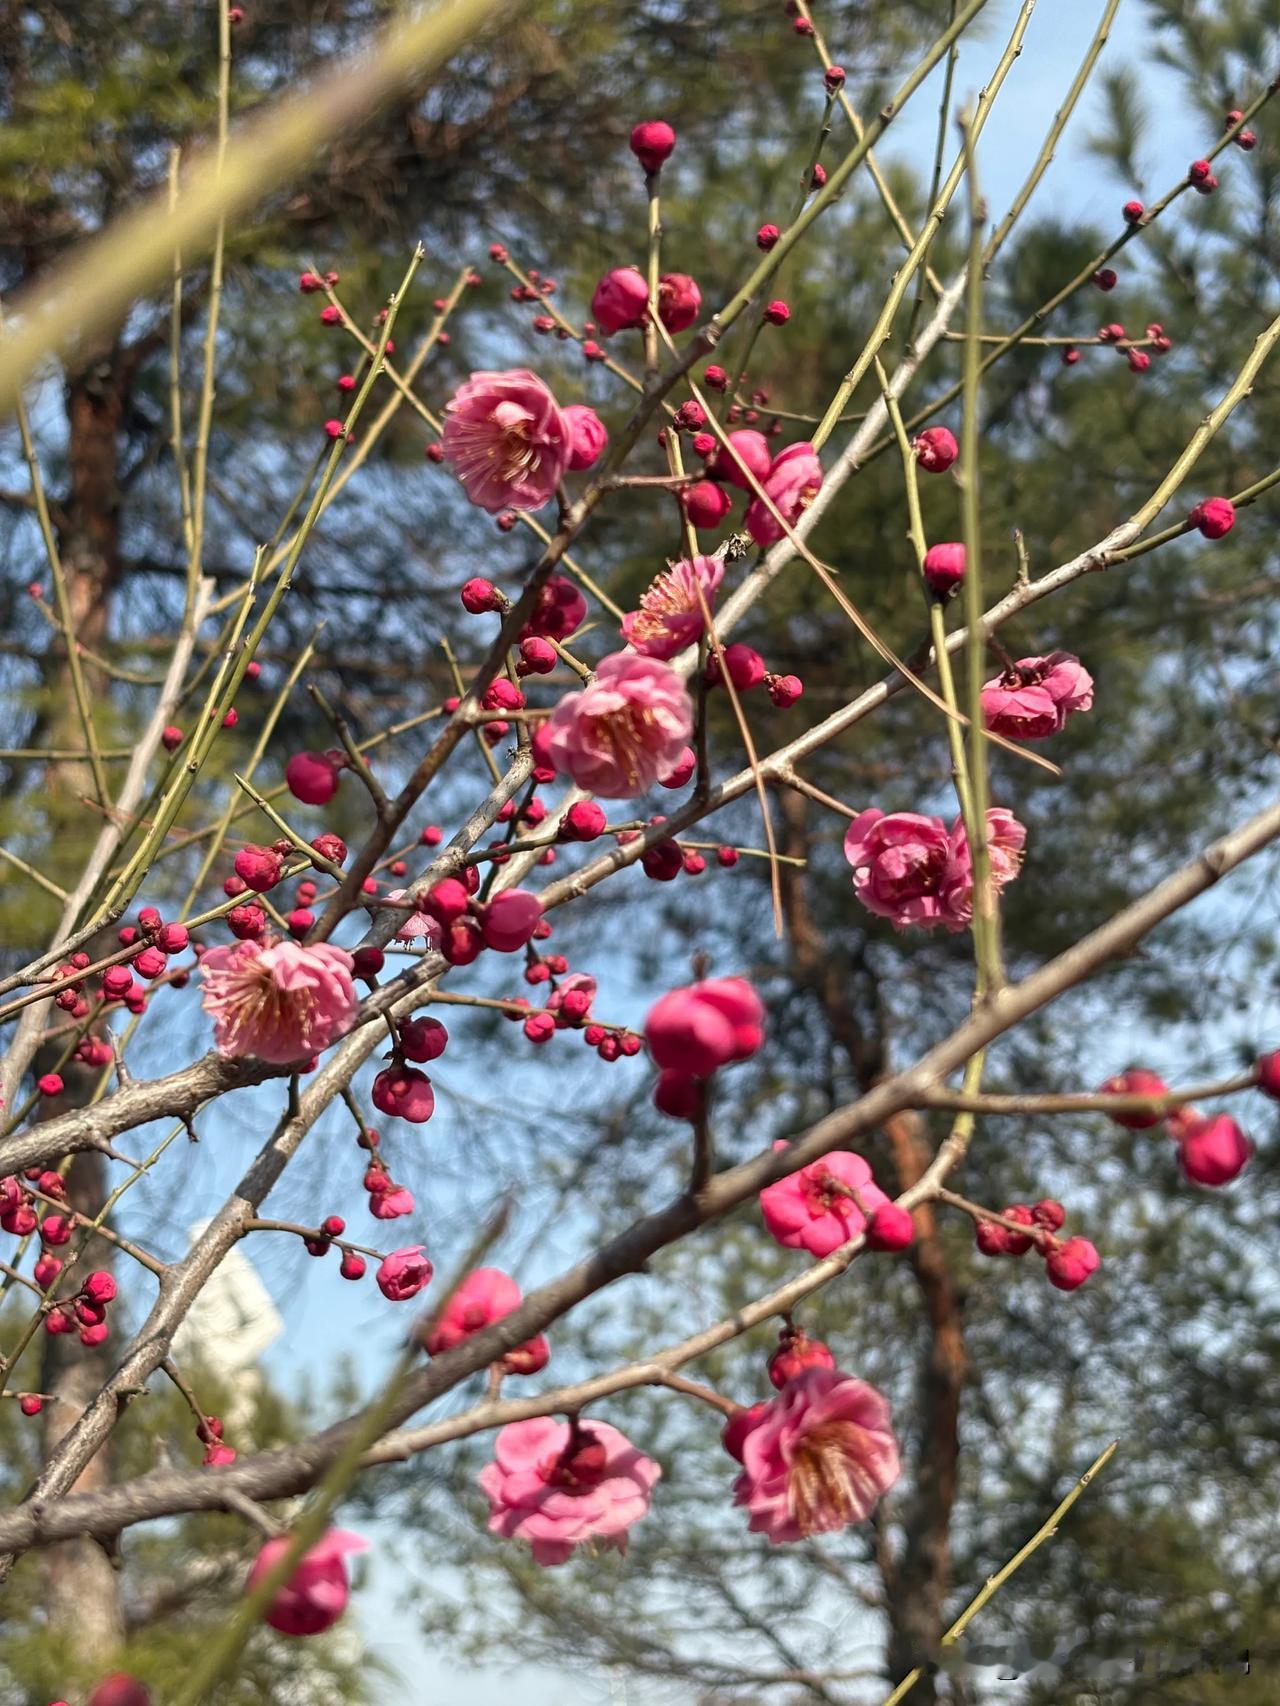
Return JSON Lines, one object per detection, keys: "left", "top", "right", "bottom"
{"left": 787, "top": 1420, "right": 873, "bottom": 1533}
{"left": 587, "top": 705, "right": 663, "bottom": 790}
{"left": 218, "top": 959, "right": 315, "bottom": 1053}
{"left": 541, "top": 1430, "right": 608, "bottom": 1493}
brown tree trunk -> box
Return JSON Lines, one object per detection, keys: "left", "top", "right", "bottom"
{"left": 777, "top": 789, "right": 966, "bottom": 1705}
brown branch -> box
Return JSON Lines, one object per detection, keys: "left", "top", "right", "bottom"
{"left": 0, "top": 793, "right": 1276, "bottom": 1554}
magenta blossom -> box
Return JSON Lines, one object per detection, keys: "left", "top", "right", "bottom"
{"left": 479, "top": 889, "right": 543, "bottom": 952}
{"left": 843, "top": 807, "right": 1027, "bottom": 931}
{"left": 247, "top": 1528, "right": 368, "bottom": 1636}
{"left": 981, "top": 652, "right": 1094, "bottom": 739}
{"left": 733, "top": 1368, "right": 899, "bottom": 1544}
{"left": 711, "top": 429, "right": 772, "bottom": 490}
{"left": 657, "top": 271, "right": 701, "bottom": 333}
{"left": 546, "top": 971, "right": 597, "bottom": 1024}
{"left": 376, "top": 1246, "right": 434, "bottom": 1301}
{"left": 523, "top": 574, "right": 589, "bottom": 643}
{"left": 759, "top": 1144, "right": 890, "bottom": 1257}
{"left": 478, "top": 1416, "right": 661, "bottom": 1565}
{"left": 563, "top": 403, "right": 609, "bottom": 470}
{"left": 591, "top": 267, "right": 650, "bottom": 334}
{"left": 621, "top": 554, "right": 724, "bottom": 660}
{"left": 1177, "top": 1113, "right": 1252, "bottom": 1186}
{"left": 199, "top": 938, "right": 357, "bottom": 1063}
{"left": 371, "top": 1064, "right": 435, "bottom": 1124}
{"left": 543, "top": 652, "right": 693, "bottom": 797}
{"left": 423, "top": 1265, "right": 548, "bottom": 1371}
{"left": 939, "top": 808, "right": 1028, "bottom": 925}
{"left": 842, "top": 809, "right": 956, "bottom": 929}
{"left": 443, "top": 368, "right": 571, "bottom": 513}
{"left": 645, "top": 977, "right": 764, "bottom": 1077}
{"left": 744, "top": 442, "right": 823, "bottom": 546}
{"left": 425, "top": 1266, "right": 521, "bottom": 1354}
{"left": 369, "top": 1183, "right": 415, "bottom": 1220}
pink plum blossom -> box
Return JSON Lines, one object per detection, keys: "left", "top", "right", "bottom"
{"left": 621, "top": 555, "right": 724, "bottom": 659}
{"left": 479, "top": 889, "right": 544, "bottom": 952}
{"left": 523, "top": 574, "right": 588, "bottom": 641}
{"left": 542, "top": 653, "right": 693, "bottom": 797}
{"left": 562, "top": 403, "right": 609, "bottom": 470}
{"left": 591, "top": 267, "right": 650, "bottom": 334}
{"left": 842, "top": 810, "right": 956, "bottom": 929}
{"left": 547, "top": 972, "right": 597, "bottom": 1024}
{"left": 199, "top": 938, "right": 357, "bottom": 1063}
{"left": 711, "top": 429, "right": 772, "bottom": 490}
{"left": 939, "top": 808, "right": 1028, "bottom": 925}
{"left": 1044, "top": 1236, "right": 1100, "bottom": 1291}
{"left": 87, "top": 1679, "right": 151, "bottom": 1706}
{"left": 371, "top": 1064, "right": 435, "bottom": 1123}
{"left": 657, "top": 271, "right": 701, "bottom": 332}
{"left": 759, "top": 1144, "right": 890, "bottom": 1257}
{"left": 425, "top": 1266, "right": 521, "bottom": 1354}
{"left": 981, "top": 652, "right": 1094, "bottom": 739}
{"left": 743, "top": 442, "right": 823, "bottom": 546}
{"left": 247, "top": 1528, "right": 368, "bottom": 1636}
{"left": 369, "top": 1183, "right": 415, "bottom": 1219}
{"left": 1177, "top": 1113, "right": 1252, "bottom": 1186}
{"left": 644, "top": 977, "right": 764, "bottom": 1077}
{"left": 376, "top": 1246, "right": 434, "bottom": 1301}
{"left": 442, "top": 368, "right": 571, "bottom": 513}
{"left": 478, "top": 1416, "right": 661, "bottom": 1565}
{"left": 384, "top": 889, "right": 443, "bottom": 947}
{"left": 1098, "top": 1068, "right": 1169, "bottom": 1129}
{"left": 843, "top": 808, "right": 1027, "bottom": 931}
{"left": 732, "top": 1368, "right": 899, "bottom": 1543}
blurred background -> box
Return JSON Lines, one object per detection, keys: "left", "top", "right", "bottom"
{"left": 2, "top": 1, "right": 1280, "bottom": 1701}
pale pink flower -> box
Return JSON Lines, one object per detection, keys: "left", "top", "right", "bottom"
{"left": 621, "top": 555, "right": 724, "bottom": 659}
{"left": 759, "top": 1144, "right": 889, "bottom": 1257}
{"left": 543, "top": 653, "right": 693, "bottom": 797}
{"left": 645, "top": 977, "right": 764, "bottom": 1077}
{"left": 981, "top": 651, "right": 1094, "bottom": 739}
{"left": 478, "top": 1416, "right": 661, "bottom": 1565}
{"left": 744, "top": 442, "right": 823, "bottom": 546}
{"left": 246, "top": 1528, "right": 368, "bottom": 1636}
{"left": 383, "top": 889, "right": 442, "bottom": 947}
{"left": 199, "top": 938, "right": 357, "bottom": 1063}
{"left": 443, "top": 368, "right": 571, "bottom": 513}
{"left": 733, "top": 1367, "right": 899, "bottom": 1543}
{"left": 842, "top": 809, "right": 956, "bottom": 929}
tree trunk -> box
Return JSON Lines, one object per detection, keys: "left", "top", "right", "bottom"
{"left": 777, "top": 789, "right": 966, "bottom": 1705}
